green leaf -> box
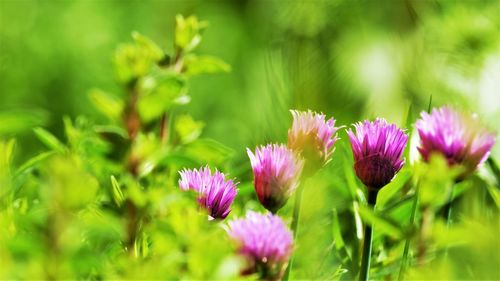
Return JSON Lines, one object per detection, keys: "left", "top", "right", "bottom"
{"left": 33, "top": 127, "right": 66, "bottom": 153}
{"left": 42, "top": 156, "right": 99, "bottom": 209}
{"left": 137, "top": 74, "right": 188, "bottom": 122}
{"left": 357, "top": 204, "right": 404, "bottom": 239}
{"left": 0, "top": 139, "right": 16, "bottom": 185}
{"left": 416, "top": 154, "right": 463, "bottom": 208}
{"left": 377, "top": 169, "right": 412, "bottom": 208}
{"left": 158, "top": 153, "right": 200, "bottom": 168}
{"left": 184, "top": 55, "right": 231, "bottom": 76}
{"left": 0, "top": 110, "right": 48, "bottom": 135}
{"left": 93, "top": 125, "right": 128, "bottom": 139}
{"left": 126, "top": 180, "right": 148, "bottom": 207}
{"left": 175, "top": 14, "right": 207, "bottom": 52}
{"left": 174, "top": 114, "right": 204, "bottom": 144}
{"left": 113, "top": 32, "right": 164, "bottom": 84}
{"left": 110, "top": 175, "right": 125, "bottom": 207}
{"left": 0, "top": 139, "right": 16, "bottom": 169}
{"left": 182, "top": 138, "right": 234, "bottom": 166}
{"left": 15, "top": 151, "right": 55, "bottom": 177}
{"left": 332, "top": 209, "right": 346, "bottom": 251}
{"left": 88, "top": 89, "right": 124, "bottom": 121}
{"left": 132, "top": 31, "right": 164, "bottom": 60}
{"left": 134, "top": 231, "right": 150, "bottom": 259}
{"left": 486, "top": 184, "right": 500, "bottom": 208}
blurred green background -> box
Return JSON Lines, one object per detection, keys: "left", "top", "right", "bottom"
{"left": 2, "top": 0, "right": 499, "bottom": 163}
{"left": 1, "top": 1, "right": 499, "bottom": 279}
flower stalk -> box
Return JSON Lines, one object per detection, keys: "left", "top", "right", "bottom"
{"left": 398, "top": 184, "right": 419, "bottom": 281}
{"left": 283, "top": 183, "right": 304, "bottom": 280}
{"left": 359, "top": 189, "right": 377, "bottom": 281}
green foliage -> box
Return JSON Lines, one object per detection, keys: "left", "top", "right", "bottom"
{"left": 175, "top": 114, "right": 205, "bottom": 144}
{"left": 88, "top": 89, "right": 124, "bottom": 122}
{"left": 0, "top": 2, "right": 499, "bottom": 280}
{"left": 0, "top": 14, "right": 238, "bottom": 280}
{"left": 174, "top": 15, "right": 207, "bottom": 53}
{"left": 113, "top": 32, "right": 164, "bottom": 84}
{"left": 415, "top": 155, "right": 463, "bottom": 208}
{"left": 184, "top": 54, "right": 231, "bottom": 76}
{"left": 137, "top": 73, "right": 187, "bottom": 122}
{"left": 0, "top": 111, "right": 48, "bottom": 136}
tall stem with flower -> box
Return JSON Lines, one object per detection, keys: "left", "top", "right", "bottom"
{"left": 347, "top": 119, "right": 408, "bottom": 281}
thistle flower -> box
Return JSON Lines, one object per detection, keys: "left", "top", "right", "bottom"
{"left": 178, "top": 166, "right": 237, "bottom": 219}
{"left": 288, "top": 110, "right": 340, "bottom": 164}
{"left": 416, "top": 106, "right": 495, "bottom": 177}
{"left": 226, "top": 211, "right": 293, "bottom": 280}
{"left": 348, "top": 119, "right": 408, "bottom": 190}
{"left": 247, "top": 144, "right": 304, "bottom": 213}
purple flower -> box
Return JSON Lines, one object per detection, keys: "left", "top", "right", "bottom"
{"left": 247, "top": 144, "right": 304, "bottom": 213}
{"left": 348, "top": 119, "right": 408, "bottom": 190}
{"left": 178, "top": 166, "right": 237, "bottom": 219}
{"left": 288, "top": 110, "right": 340, "bottom": 164}
{"left": 226, "top": 211, "right": 293, "bottom": 280}
{"left": 416, "top": 106, "right": 495, "bottom": 177}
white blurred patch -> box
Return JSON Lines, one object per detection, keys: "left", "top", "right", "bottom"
{"left": 478, "top": 52, "right": 500, "bottom": 115}
{"left": 357, "top": 42, "right": 398, "bottom": 94}
{"left": 409, "top": 128, "right": 422, "bottom": 165}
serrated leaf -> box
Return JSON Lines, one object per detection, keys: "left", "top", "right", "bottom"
{"left": 33, "top": 127, "right": 66, "bottom": 153}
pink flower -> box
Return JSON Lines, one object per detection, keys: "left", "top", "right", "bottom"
{"left": 348, "top": 119, "right": 408, "bottom": 190}
{"left": 288, "top": 110, "right": 339, "bottom": 164}
{"left": 416, "top": 106, "right": 495, "bottom": 177}
{"left": 247, "top": 144, "right": 304, "bottom": 213}
{"left": 226, "top": 211, "right": 293, "bottom": 280}
{"left": 179, "top": 166, "right": 237, "bottom": 219}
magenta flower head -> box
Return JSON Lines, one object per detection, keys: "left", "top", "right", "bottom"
{"left": 288, "top": 110, "right": 340, "bottom": 164}
{"left": 348, "top": 119, "right": 408, "bottom": 191}
{"left": 416, "top": 106, "right": 495, "bottom": 178}
{"left": 247, "top": 144, "right": 304, "bottom": 213}
{"left": 226, "top": 211, "right": 293, "bottom": 280}
{"left": 178, "top": 166, "right": 237, "bottom": 220}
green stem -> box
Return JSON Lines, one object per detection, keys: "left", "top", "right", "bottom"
{"left": 283, "top": 184, "right": 305, "bottom": 281}
{"left": 443, "top": 185, "right": 455, "bottom": 226}
{"left": 398, "top": 185, "right": 419, "bottom": 281}
{"left": 486, "top": 157, "right": 500, "bottom": 186}
{"left": 441, "top": 183, "right": 456, "bottom": 260}
{"left": 359, "top": 190, "right": 377, "bottom": 281}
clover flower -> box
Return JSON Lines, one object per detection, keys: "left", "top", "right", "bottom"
{"left": 179, "top": 166, "right": 237, "bottom": 219}
{"left": 416, "top": 106, "right": 495, "bottom": 177}
{"left": 288, "top": 110, "right": 339, "bottom": 164}
{"left": 348, "top": 119, "right": 408, "bottom": 190}
{"left": 226, "top": 211, "right": 293, "bottom": 280}
{"left": 247, "top": 144, "right": 304, "bottom": 213}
